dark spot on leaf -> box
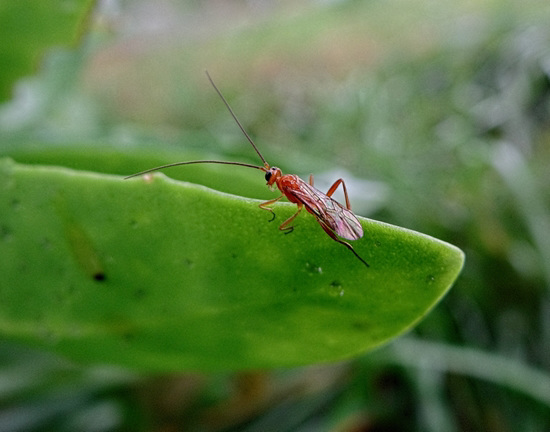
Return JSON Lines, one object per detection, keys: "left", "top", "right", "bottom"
{"left": 329, "top": 280, "right": 344, "bottom": 297}
{"left": 56, "top": 195, "right": 106, "bottom": 281}
{"left": 0, "top": 225, "right": 12, "bottom": 241}
{"left": 134, "top": 288, "right": 146, "bottom": 298}
{"left": 64, "top": 218, "right": 106, "bottom": 280}
{"left": 122, "top": 331, "right": 136, "bottom": 342}
{"left": 353, "top": 320, "right": 370, "bottom": 331}
{"left": 305, "top": 261, "right": 322, "bottom": 275}
{"left": 40, "top": 237, "right": 52, "bottom": 250}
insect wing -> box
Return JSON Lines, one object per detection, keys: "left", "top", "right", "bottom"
{"left": 291, "top": 178, "right": 363, "bottom": 241}
{"left": 322, "top": 198, "right": 364, "bottom": 241}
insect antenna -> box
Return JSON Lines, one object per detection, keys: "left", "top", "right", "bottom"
{"left": 205, "top": 71, "right": 269, "bottom": 168}
{"left": 124, "top": 160, "right": 265, "bottom": 180}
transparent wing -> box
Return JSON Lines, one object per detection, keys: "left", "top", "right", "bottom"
{"left": 289, "top": 177, "right": 363, "bottom": 241}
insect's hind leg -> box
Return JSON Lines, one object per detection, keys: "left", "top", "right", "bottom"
{"left": 279, "top": 204, "right": 303, "bottom": 235}
{"left": 318, "top": 221, "right": 369, "bottom": 267}
{"left": 325, "top": 178, "right": 352, "bottom": 210}
{"left": 259, "top": 195, "right": 284, "bottom": 222}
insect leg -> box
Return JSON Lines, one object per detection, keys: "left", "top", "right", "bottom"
{"left": 279, "top": 203, "right": 303, "bottom": 235}
{"left": 309, "top": 174, "right": 314, "bottom": 186}
{"left": 318, "top": 220, "right": 369, "bottom": 267}
{"left": 259, "top": 195, "right": 284, "bottom": 222}
{"left": 325, "top": 179, "right": 352, "bottom": 210}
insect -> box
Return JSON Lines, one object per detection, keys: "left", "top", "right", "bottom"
{"left": 125, "top": 72, "right": 369, "bottom": 267}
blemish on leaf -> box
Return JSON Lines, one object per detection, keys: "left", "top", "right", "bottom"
{"left": 328, "top": 280, "right": 344, "bottom": 297}
{"left": 352, "top": 320, "right": 371, "bottom": 331}
{"left": 0, "top": 225, "right": 12, "bottom": 242}
{"left": 65, "top": 223, "right": 107, "bottom": 282}
{"left": 56, "top": 195, "right": 106, "bottom": 282}
{"left": 40, "top": 237, "right": 52, "bottom": 250}
{"left": 134, "top": 288, "right": 147, "bottom": 299}
{"left": 122, "top": 331, "right": 137, "bottom": 343}
{"left": 305, "top": 261, "right": 322, "bottom": 275}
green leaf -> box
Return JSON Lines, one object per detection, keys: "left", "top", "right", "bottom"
{"left": 0, "top": 0, "right": 93, "bottom": 101}
{"left": 0, "top": 158, "right": 464, "bottom": 371}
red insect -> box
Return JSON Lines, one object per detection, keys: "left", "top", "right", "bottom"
{"left": 126, "top": 72, "right": 368, "bottom": 267}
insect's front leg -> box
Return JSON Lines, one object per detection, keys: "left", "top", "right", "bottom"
{"left": 259, "top": 195, "right": 284, "bottom": 222}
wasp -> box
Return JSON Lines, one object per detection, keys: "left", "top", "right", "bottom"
{"left": 126, "top": 72, "right": 368, "bottom": 267}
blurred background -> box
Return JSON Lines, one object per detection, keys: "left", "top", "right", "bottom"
{"left": 1, "top": 0, "right": 550, "bottom": 430}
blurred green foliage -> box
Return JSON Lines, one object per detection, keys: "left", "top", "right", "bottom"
{"left": 1, "top": 0, "right": 550, "bottom": 431}
{"left": 0, "top": 0, "right": 93, "bottom": 101}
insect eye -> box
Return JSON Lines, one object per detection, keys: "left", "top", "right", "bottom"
{"left": 265, "top": 171, "right": 272, "bottom": 182}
